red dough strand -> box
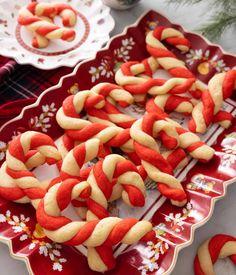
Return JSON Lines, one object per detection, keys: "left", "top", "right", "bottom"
{"left": 194, "top": 234, "right": 236, "bottom": 275}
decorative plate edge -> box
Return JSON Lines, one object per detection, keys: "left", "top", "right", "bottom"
{"left": 165, "top": 177, "right": 236, "bottom": 274}
{"left": 0, "top": 237, "right": 33, "bottom": 275}
{"left": 0, "top": 9, "right": 236, "bottom": 274}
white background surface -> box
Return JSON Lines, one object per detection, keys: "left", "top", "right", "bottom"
{"left": 0, "top": 0, "right": 236, "bottom": 274}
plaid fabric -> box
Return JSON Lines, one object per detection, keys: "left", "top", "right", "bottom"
{"left": 0, "top": 56, "right": 72, "bottom": 105}
{"left": 0, "top": 56, "right": 73, "bottom": 126}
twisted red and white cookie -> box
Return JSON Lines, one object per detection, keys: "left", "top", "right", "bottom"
{"left": 146, "top": 26, "right": 206, "bottom": 98}
{"left": 189, "top": 70, "right": 236, "bottom": 133}
{"left": 194, "top": 234, "right": 236, "bottom": 275}
{"left": 18, "top": 2, "right": 76, "bottom": 48}
{"left": 146, "top": 99, "right": 215, "bottom": 162}
{"left": 86, "top": 154, "right": 146, "bottom": 221}
{"left": 115, "top": 56, "right": 196, "bottom": 103}
{"left": 36, "top": 184, "right": 155, "bottom": 270}
{"left": 56, "top": 90, "right": 136, "bottom": 158}
{"left": 130, "top": 113, "right": 187, "bottom": 206}
{"left": 1, "top": 131, "right": 61, "bottom": 208}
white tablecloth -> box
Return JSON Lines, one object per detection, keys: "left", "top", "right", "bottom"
{"left": 0, "top": 1, "right": 235, "bottom": 274}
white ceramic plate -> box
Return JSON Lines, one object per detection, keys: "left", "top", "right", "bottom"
{"left": 0, "top": 0, "right": 115, "bottom": 70}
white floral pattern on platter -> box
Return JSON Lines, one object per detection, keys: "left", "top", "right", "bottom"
{"left": 138, "top": 224, "right": 169, "bottom": 275}
{"left": 9, "top": 103, "right": 57, "bottom": 140}
{"left": 89, "top": 37, "right": 135, "bottom": 82}
{"left": 138, "top": 204, "right": 195, "bottom": 275}
{"left": 164, "top": 203, "right": 196, "bottom": 233}
{"left": 186, "top": 49, "right": 230, "bottom": 75}
{"left": 0, "top": 210, "right": 67, "bottom": 272}
{"left": 222, "top": 143, "right": 236, "bottom": 167}
{"left": 29, "top": 103, "right": 57, "bottom": 133}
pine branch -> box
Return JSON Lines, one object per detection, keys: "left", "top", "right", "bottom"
{"left": 166, "top": 0, "right": 236, "bottom": 41}
{"left": 167, "top": 0, "right": 235, "bottom": 10}
{"left": 197, "top": 12, "right": 236, "bottom": 41}
{"left": 209, "top": 0, "right": 235, "bottom": 10}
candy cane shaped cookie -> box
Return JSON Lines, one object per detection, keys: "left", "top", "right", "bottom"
{"left": 146, "top": 26, "right": 205, "bottom": 98}
{"left": 0, "top": 146, "right": 51, "bottom": 204}
{"left": 36, "top": 183, "right": 155, "bottom": 246}
{"left": 115, "top": 57, "right": 196, "bottom": 101}
{"left": 194, "top": 234, "right": 236, "bottom": 275}
{"left": 130, "top": 114, "right": 187, "bottom": 206}
{"left": 19, "top": 2, "right": 56, "bottom": 48}
{"left": 189, "top": 70, "right": 236, "bottom": 133}
{"left": 56, "top": 91, "right": 134, "bottom": 155}
{"left": 146, "top": 98, "right": 215, "bottom": 162}
{"left": 146, "top": 26, "right": 192, "bottom": 75}
{"left": 18, "top": 3, "right": 76, "bottom": 48}
{"left": 4, "top": 131, "right": 61, "bottom": 208}
{"left": 86, "top": 154, "right": 146, "bottom": 221}
{"left": 0, "top": 162, "right": 30, "bottom": 204}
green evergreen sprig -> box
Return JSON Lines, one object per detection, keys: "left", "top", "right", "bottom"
{"left": 167, "top": 0, "right": 236, "bottom": 41}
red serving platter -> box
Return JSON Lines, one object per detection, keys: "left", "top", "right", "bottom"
{"left": 0, "top": 10, "right": 236, "bottom": 275}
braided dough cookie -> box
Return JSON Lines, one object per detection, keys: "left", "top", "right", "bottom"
{"left": 86, "top": 154, "right": 146, "bottom": 221}
{"left": 146, "top": 98, "right": 215, "bottom": 162}
{"left": 130, "top": 113, "right": 187, "bottom": 206}
{"left": 36, "top": 182, "right": 155, "bottom": 270}
{"left": 60, "top": 139, "right": 145, "bottom": 218}
{"left": 18, "top": 2, "right": 76, "bottom": 48}
{"left": 56, "top": 90, "right": 135, "bottom": 157}
{"left": 194, "top": 234, "right": 236, "bottom": 275}
{"left": 115, "top": 56, "right": 196, "bottom": 104}
{"left": 26, "top": 2, "right": 77, "bottom": 27}
{"left": 189, "top": 70, "right": 236, "bottom": 133}
{"left": 3, "top": 131, "right": 61, "bottom": 208}
{"left": 146, "top": 26, "right": 206, "bottom": 98}
{"left": 0, "top": 146, "right": 50, "bottom": 204}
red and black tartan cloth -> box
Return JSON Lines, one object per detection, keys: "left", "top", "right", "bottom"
{"left": 0, "top": 56, "right": 73, "bottom": 126}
